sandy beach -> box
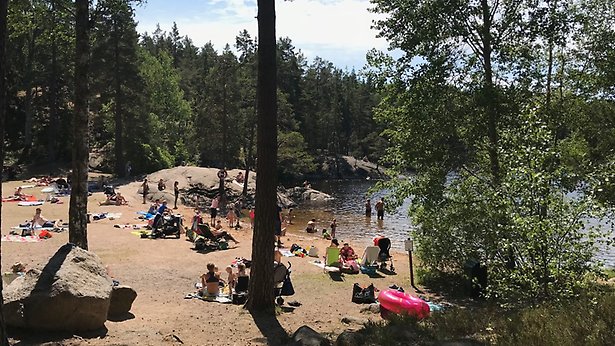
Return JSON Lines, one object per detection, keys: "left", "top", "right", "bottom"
{"left": 1, "top": 177, "right": 420, "bottom": 345}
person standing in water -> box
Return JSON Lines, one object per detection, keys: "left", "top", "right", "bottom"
{"left": 375, "top": 197, "right": 385, "bottom": 220}
{"left": 330, "top": 218, "right": 338, "bottom": 239}
{"left": 365, "top": 199, "right": 372, "bottom": 217}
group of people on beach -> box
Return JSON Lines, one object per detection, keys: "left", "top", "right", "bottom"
{"left": 141, "top": 178, "right": 181, "bottom": 209}
{"left": 199, "top": 262, "right": 248, "bottom": 296}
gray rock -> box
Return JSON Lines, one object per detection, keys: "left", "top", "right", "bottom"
{"left": 336, "top": 331, "right": 364, "bottom": 346}
{"left": 108, "top": 285, "right": 137, "bottom": 318}
{"left": 291, "top": 325, "right": 331, "bottom": 346}
{"left": 360, "top": 303, "right": 381, "bottom": 314}
{"left": 3, "top": 243, "right": 113, "bottom": 332}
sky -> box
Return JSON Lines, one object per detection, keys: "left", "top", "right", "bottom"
{"left": 134, "top": 0, "right": 390, "bottom": 70}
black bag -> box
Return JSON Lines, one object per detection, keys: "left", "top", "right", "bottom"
{"left": 280, "top": 276, "right": 295, "bottom": 296}
{"left": 352, "top": 283, "right": 376, "bottom": 304}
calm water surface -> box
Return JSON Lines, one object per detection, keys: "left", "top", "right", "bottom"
{"left": 287, "top": 180, "right": 615, "bottom": 268}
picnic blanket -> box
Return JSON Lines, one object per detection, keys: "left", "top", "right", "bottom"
{"left": 91, "top": 212, "right": 122, "bottom": 221}
{"left": 279, "top": 249, "right": 295, "bottom": 257}
{"left": 137, "top": 211, "right": 156, "bottom": 220}
{"left": 131, "top": 230, "right": 151, "bottom": 237}
{"left": 1, "top": 235, "right": 43, "bottom": 243}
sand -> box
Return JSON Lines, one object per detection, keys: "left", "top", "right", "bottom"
{"left": 1, "top": 177, "right": 420, "bottom": 345}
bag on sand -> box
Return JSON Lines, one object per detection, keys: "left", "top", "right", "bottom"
{"left": 352, "top": 283, "right": 376, "bottom": 304}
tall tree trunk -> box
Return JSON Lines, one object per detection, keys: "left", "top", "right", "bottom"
{"left": 246, "top": 0, "right": 277, "bottom": 312}
{"left": 0, "top": 0, "right": 10, "bottom": 343}
{"left": 69, "top": 0, "right": 90, "bottom": 250}
{"left": 22, "top": 31, "right": 36, "bottom": 158}
{"left": 481, "top": 0, "right": 500, "bottom": 186}
{"left": 48, "top": 0, "right": 60, "bottom": 161}
{"left": 242, "top": 120, "right": 256, "bottom": 198}
{"left": 113, "top": 18, "right": 124, "bottom": 176}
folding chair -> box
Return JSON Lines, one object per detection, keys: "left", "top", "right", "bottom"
{"left": 323, "top": 247, "right": 341, "bottom": 273}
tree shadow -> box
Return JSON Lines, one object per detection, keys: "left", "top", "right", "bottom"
{"left": 33, "top": 243, "right": 72, "bottom": 293}
{"left": 328, "top": 272, "right": 344, "bottom": 282}
{"left": 365, "top": 271, "right": 385, "bottom": 279}
{"left": 378, "top": 268, "right": 397, "bottom": 276}
{"left": 249, "top": 310, "right": 289, "bottom": 346}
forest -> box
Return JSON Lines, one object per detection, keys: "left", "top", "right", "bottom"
{"left": 4, "top": 0, "right": 384, "bottom": 180}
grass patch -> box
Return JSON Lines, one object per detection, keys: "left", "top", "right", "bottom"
{"left": 602, "top": 268, "right": 615, "bottom": 280}
{"left": 352, "top": 287, "right": 615, "bottom": 345}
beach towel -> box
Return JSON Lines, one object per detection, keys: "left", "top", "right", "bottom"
{"left": 40, "top": 187, "right": 56, "bottom": 193}
{"left": 18, "top": 201, "right": 44, "bottom": 206}
{"left": 1, "top": 235, "right": 43, "bottom": 243}
{"left": 114, "top": 224, "right": 147, "bottom": 229}
{"left": 137, "top": 211, "right": 156, "bottom": 220}
{"left": 20, "top": 185, "right": 35, "bottom": 189}
{"left": 2, "top": 195, "right": 37, "bottom": 203}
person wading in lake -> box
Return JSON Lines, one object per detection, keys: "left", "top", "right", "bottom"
{"left": 375, "top": 197, "right": 385, "bottom": 220}
{"left": 365, "top": 199, "right": 372, "bottom": 217}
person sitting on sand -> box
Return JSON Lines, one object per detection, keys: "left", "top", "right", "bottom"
{"left": 211, "top": 221, "right": 240, "bottom": 244}
{"left": 306, "top": 218, "right": 317, "bottom": 233}
{"left": 148, "top": 199, "right": 160, "bottom": 215}
{"left": 31, "top": 208, "right": 60, "bottom": 229}
{"left": 13, "top": 186, "right": 25, "bottom": 199}
{"left": 322, "top": 228, "right": 331, "bottom": 240}
{"left": 157, "top": 178, "right": 166, "bottom": 191}
{"left": 200, "top": 263, "right": 221, "bottom": 296}
{"left": 340, "top": 242, "right": 359, "bottom": 273}
{"left": 330, "top": 238, "right": 340, "bottom": 248}
{"left": 235, "top": 172, "right": 244, "bottom": 184}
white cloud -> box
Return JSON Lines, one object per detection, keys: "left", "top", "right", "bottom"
{"left": 135, "top": 0, "right": 388, "bottom": 68}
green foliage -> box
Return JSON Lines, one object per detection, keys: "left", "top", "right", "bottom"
{"left": 369, "top": 0, "right": 615, "bottom": 303}
{"left": 354, "top": 288, "right": 615, "bottom": 345}
{"left": 277, "top": 131, "right": 316, "bottom": 179}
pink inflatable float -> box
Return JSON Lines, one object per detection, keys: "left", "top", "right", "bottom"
{"left": 378, "top": 289, "right": 430, "bottom": 319}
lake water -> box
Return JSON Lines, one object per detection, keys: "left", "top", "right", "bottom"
{"left": 291, "top": 179, "right": 615, "bottom": 268}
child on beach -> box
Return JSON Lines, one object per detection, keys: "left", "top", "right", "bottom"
{"left": 227, "top": 209, "right": 236, "bottom": 228}
{"left": 225, "top": 266, "right": 236, "bottom": 294}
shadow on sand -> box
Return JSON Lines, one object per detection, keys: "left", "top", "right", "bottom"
{"left": 249, "top": 310, "right": 289, "bottom": 346}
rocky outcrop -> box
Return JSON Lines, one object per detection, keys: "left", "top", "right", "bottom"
{"left": 3, "top": 243, "right": 114, "bottom": 332}
{"left": 314, "top": 156, "right": 387, "bottom": 180}
{"left": 284, "top": 187, "right": 333, "bottom": 204}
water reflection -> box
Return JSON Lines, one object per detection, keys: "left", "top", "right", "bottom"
{"left": 286, "top": 180, "right": 413, "bottom": 250}
{"left": 285, "top": 179, "right": 614, "bottom": 268}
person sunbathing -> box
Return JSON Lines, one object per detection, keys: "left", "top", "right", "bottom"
{"left": 200, "top": 263, "right": 221, "bottom": 296}
{"left": 211, "top": 223, "right": 240, "bottom": 244}
{"left": 99, "top": 192, "right": 127, "bottom": 206}
{"left": 31, "top": 208, "right": 61, "bottom": 229}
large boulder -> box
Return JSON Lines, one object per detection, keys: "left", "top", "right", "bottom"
{"left": 3, "top": 243, "right": 114, "bottom": 332}
{"left": 108, "top": 285, "right": 137, "bottom": 319}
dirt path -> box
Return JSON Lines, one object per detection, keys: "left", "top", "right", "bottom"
{"left": 1, "top": 178, "right": 418, "bottom": 345}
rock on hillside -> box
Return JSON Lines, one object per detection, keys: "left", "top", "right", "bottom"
{"left": 315, "top": 156, "right": 387, "bottom": 180}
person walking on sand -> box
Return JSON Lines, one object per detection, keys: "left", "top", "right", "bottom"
{"left": 365, "top": 199, "right": 372, "bottom": 217}
{"left": 141, "top": 178, "right": 149, "bottom": 204}
{"left": 173, "top": 181, "right": 180, "bottom": 209}
{"left": 375, "top": 197, "right": 385, "bottom": 220}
